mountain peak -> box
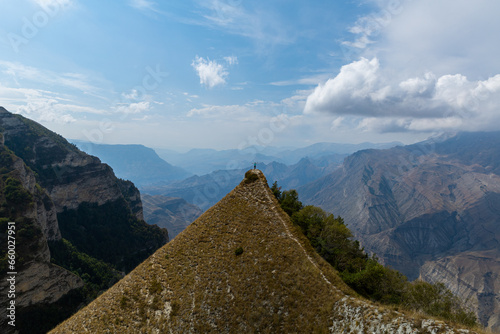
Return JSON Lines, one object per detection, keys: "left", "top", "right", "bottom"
{"left": 51, "top": 170, "right": 481, "bottom": 333}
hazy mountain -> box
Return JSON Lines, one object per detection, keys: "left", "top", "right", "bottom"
{"left": 299, "top": 131, "right": 500, "bottom": 331}
{"left": 155, "top": 147, "right": 278, "bottom": 175}
{"left": 155, "top": 141, "right": 400, "bottom": 175}
{"left": 141, "top": 194, "right": 203, "bottom": 240}
{"left": 71, "top": 140, "right": 191, "bottom": 186}
{"left": 51, "top": 170, "right": 473, "bottom": 333}
{"left": 0, "top": 107, "right": 168, "bottom": 333}
{"left": 142, "top": 158, "right": 340, "bottom": 212}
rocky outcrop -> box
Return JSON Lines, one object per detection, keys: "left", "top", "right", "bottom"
{"left": 0, "top": 107, "right": 168, "bottom": 270}
{"left": 118, "top": 179, "right": 145, "bottom": 221}
{"left": 0, "top": 107, "right": 168, "bottom": 332}
{"left": 0, "top": 107, "right": 127, "bottom": 213}
{"left": 0, "top": 141, "right": 84, "bottom": 332}
{"left": 299, "top": 132, "right": 500, "bottom": 332}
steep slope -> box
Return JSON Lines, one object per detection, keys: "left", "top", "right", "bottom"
{"left": 0, "top": 135, "right": 83, "bottom": 333}
{"left": 141, "top": 194, "right": 203, "bottom": 239}
{"left": 299, "top": 132, "right": 500, "bottom": 332}
{"left": 0, "top": 107, "right": 168, "bottom": 271}
{"left": 52, "top": 170, "right": 479, "bottom": 333}
{"left": 0, "top": 107, "right": 169, "bottom": 332}
{"left": 72, "top": 140, "right": 191, "bottom": 186}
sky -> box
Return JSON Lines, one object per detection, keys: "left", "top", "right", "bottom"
{"left": 0, "top": 0, "right": 499, "bottom": 151}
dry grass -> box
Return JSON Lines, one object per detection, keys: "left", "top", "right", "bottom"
{"left": 50, "top": 170, "right": 483, "bottom": 334}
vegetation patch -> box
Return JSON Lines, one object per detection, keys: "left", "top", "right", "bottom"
{"left": 57, "top": 198, "right": 167, "bottom": 271}
{"left": 272, "top": 181, "right": 478, "bottom": 328}
{"left": 235, "top": 246, "right": 244, "bottom": 256}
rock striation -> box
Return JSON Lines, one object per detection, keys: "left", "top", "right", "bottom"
{"left": 51, "top": 170, "right": 480, "bottom": 333}
{"left": 299, "top": 132, "right": 500, "bottom": 332}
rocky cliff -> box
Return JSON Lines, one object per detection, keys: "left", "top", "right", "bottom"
{"left": 0, "top": 136, "right": 84, "bottom": 333}
{"left": 299, "top": 132, "right": 500, "bottom": 332}
{"left": 51, "top": 170, "right": 480, "bottom": 333}
{"left": 0, "top": 107, "right": 169, "bottom": 333}
{"left": 0, "top": 107, "right": 168, "bottom": 270}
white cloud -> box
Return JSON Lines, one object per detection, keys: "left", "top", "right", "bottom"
{"left": 191, "top": 56, "right": 228, "bottom": 89}
{"left": 187, "top": 104, "right": 249, "bottom": 118}
{"left": 304, "top": 56, "right": 500, "bottom": 133}
{"left": 0, "top": 61, "right": 102, "bottom": 94}
{"left": 378, "top": 0, "right": 500, "bottom": 78}
{"left": 399, "top": 72, "right": 436, "bottom": 97}
{"left": 113, "top": 101, "right": 151, "bottom": 114}
{"left": 16, "top": 99, "right": 76, "bottom": 123}
{"left": 304, "top": 58, "right": 387, "bottom": 116}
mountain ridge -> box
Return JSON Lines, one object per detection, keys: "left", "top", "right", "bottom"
{"left": 51, "top": 170, "right": 481, "bottom": 333}
{"left": 299, "top": 131, "right": 500, "bottom": 331}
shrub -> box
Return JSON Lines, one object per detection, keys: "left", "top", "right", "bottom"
{"left": 279, "top": 190, "right": 303, "bottom": 216}
{"left": 235, "top": 247, "right": 244, "bottom": 256}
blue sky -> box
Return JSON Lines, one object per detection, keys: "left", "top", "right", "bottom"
{"left": 1, "top": 0, "right": 500, "bottom": 150}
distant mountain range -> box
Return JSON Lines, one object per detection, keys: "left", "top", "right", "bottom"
{"left": 142, "top": 158, "right": 340, "bottom": 211}
{"left": 156, "top": 141, "right": 401, "bottom": 175}
{"left": 71, "top": 140, "right": 192, "bottom": 186}
{"left": 299, "top": 131, "right": 500, "bottom": 331}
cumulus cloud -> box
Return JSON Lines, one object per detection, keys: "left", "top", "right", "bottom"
{"left": 304, "top": 57, "right": 500, "bottom": 133}
{"left": 304, "top": 58, "right": 392, "bottom": 116}
{"left": 191, "top": 56, "right": 228, "bottom": 89}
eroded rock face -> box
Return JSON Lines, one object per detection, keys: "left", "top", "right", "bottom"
{"left": 300, "top": 132, "right": 500, "bottom": 331}
{"left": 0, "top": 107, "right": 168, "bottom": 331}
{"left": 0, "top": 142, "right": 83, "bottom": 331}
{"left": 420, "top": 252, "right": 500, "bottom": 333}
{"left": 0, "top": 107, "right": 124, "bottom": 213}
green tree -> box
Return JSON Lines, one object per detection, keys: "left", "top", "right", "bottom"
{"left": 270, "top": 181, "right": 282, "bottom": 201}
{"left": 273, "top": 181, "right": 476, "bottom": 327}
{"left": 279, "top": 189, "right": 303, "bottom": 216}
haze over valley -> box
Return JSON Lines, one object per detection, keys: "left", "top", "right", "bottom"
{"left": 1, "top": 0, "right": 500, "bottom": 333}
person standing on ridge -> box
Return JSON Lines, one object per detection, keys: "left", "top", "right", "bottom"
{"left": 254, "top": 162, "right": 256, "bottom": 170}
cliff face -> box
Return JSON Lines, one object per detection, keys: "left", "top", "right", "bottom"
{"left": 0, "top": 107, "right": 168, "bottom": 270}
{"left": 51, "top": 170, "right": 479, "bottom": 334}
{"left": 0, "top": 139, "right": 83, "bottom": 332}
{"left": 0, "top": 107, "right": 169, "bottom": 332}
{"left": 0, "top": 108, "right": 124, "bottom": 213}
{"left": 299, "top": 132, "right": 500, "bottom": 332}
